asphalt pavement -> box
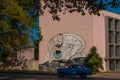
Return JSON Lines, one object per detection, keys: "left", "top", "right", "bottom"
{"left": 0, "top": 71, "right": 120, "bottom": 80}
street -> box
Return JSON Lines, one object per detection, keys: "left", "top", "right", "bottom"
{"left": 0, "top": 72, "right": 120, "bottom": 80}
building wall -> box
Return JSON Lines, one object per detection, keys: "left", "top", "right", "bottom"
{"left": 92, "top": 12, "right": 107, "bottom": 71}
{"left": 39, "top": 10, "right": 120, "bottom": 71}
{"left": 17, "top": 48, "right": 34, "bottom": 60}
{"left": 15, "top": 48, "right": 39, "bottom": 70}
{"left": 40, "top": 12, "right": 93, "bottom": 64}
{"left": 13, "top": 10, "right": 120, "bottom": 71}
{"left": 93, "top": 11, "right": 120, "bottom": 71}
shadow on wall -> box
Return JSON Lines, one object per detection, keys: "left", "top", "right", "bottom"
{"left": 0, "top": 55, "right": 34, "bottom": 70}
{"left": 11, "top": 49, "right": 39, "bottom": 71}
{"left": 0, "top": 48, "right": 39, "bottom": 71}
{"left": 11, "top": 55, "right": 31, "bottom": 70}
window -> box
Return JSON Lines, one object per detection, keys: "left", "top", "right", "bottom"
{"left": 115, "top": 32, "right": 120, "bottom": 44}
{"left": 108, "top": 18, "right": 114, "bottom": 30}
{"left": 116, "top": 60, "right": 120, "bottom": 70}
{"left": 109, "top": 45, "right": 114, "bottom": 57}
{"left": 115, "top": 19, "right": 120, "bottom": 31}
{"left": 109, "top": 31, "right": 114, "bottom": 43}
{"left": 116, "top": 46, "right": 120, "bottom": 57}
{"left": 77, "top": 65, "right": 82, "bottom": 68}
{"left": 107, "top": 17, "right": 120, "bottom": 71}
{"left": 109, "top": 60, "right": 115, "bottom": 71}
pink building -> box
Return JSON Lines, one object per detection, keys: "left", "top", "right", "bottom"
{"left": 13, "top": 10, "right": 120, "bottom": 71}
{"left": 39, "top": 10, "right": 120, "bottom": 71}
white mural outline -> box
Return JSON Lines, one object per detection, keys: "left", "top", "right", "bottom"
{"left": 45, "top": 33, "right": 86, "bottom": 62}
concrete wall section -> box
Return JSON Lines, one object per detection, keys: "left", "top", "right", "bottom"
{"left": 15, "top": 48, "right": 39, "bottom": 70}
{"left": 93, "top": 13, "right": 106, "bottom": 71}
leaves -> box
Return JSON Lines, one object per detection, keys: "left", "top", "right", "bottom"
{"left": 85, "top": 47, "right": 103, "bottom": 73}
{"left": 0, "top": 20, "right": 10, "bottom": 32}
{"left": 39, "top": 0, "right": 120, "bottom": 21}
{"left": 0, "top": 0, "right": 40, "bottom": 69}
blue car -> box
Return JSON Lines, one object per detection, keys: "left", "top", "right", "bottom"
{"left": 57, "top": 64, "right": 92, "bottom": 78}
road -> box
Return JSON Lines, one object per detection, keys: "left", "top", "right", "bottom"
{"left": 0, "top": 72, "right": 120, "bottom": 80}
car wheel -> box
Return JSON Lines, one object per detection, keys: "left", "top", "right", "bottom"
{"left": 80, "top": 74, "right": 86, "bottom": 78}
{"left": 59, "top": 72, "right": 64, "bottom": 77}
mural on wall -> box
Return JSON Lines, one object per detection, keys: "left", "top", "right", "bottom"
{"left": 45, "top": 33, "right": 86, "bottom": 62}
{"left": 40, "top": 33, "right": 87, "bottom": 70}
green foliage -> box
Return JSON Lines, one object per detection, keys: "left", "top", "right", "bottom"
{"left": 0, "top": 0, "right": 41, "bottom": 70}
{"left": 16, "top": 0, "right": 37, "bottom": 11}
{"left": 85, "top": 47, "right": 103, "bottom": 73}
{"left": 40, "top": 0, "right": 120, "bottom": 21}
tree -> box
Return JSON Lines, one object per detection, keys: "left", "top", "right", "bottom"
{"left": 85, "top": 47, "right": 103, "bottom": 73}
{"left": 0, "top": 0, "right": 119, "bottom": 70}
{"left": 39, "top": 0, "right": 120, "bottom": 21}
{"left": 0, "top": 0, "right": 40, "bottom": 70}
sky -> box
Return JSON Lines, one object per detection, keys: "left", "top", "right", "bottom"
{"left": 106, "top": 6, "right": 120, "bottom": 14}
{"left": 105, "top": 0, "right": 120, "bottom": 14}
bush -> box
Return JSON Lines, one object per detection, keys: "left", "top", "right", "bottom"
{"left": 85, "top": 46, "right": 103, "bottom": 73}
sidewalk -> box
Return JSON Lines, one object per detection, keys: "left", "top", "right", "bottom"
{"left": 0, "top": 77, "right": 12, "bottom": 80}
{"left": 0, "top": 70, "right": 56, "bottom": 80}
{"left": 0, "top": 71, "right": 120, "bottom": 80}
{"left": 0, "top": 70, "right": 56, "bottom": 75}
{"left": 91, "top": 72, "right": 120, "bottom": 79}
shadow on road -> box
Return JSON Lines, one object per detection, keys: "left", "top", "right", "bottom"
{"left": 59, "top": 76, "right": 120, "bottom": 80}
{"left": 1, "top": 77, "right": 120, "bottom": 80}
{"left": 0, "top": 73, "right": 120, "bottom": 80}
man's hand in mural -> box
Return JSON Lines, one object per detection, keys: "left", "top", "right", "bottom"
{"left": 55, "top": 41, "right": 63, "bottom": 48}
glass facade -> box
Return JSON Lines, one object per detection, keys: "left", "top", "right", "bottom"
{"left": 107, "top": 17, "right": 120, "bottom": 71}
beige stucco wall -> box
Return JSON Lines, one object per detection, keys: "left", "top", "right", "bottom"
{"left": 92, "top": 10, "right": 120, "bottom": 71}
{"left": 16, "top": 48, "right": 39, "bottom": 70}
{"left": 39, "top": 12, "right": 93, "bottom": 64}
{"left": 17, "top": 48, "right": 34, "bottom": 60}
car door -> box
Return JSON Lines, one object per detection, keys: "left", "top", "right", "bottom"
{"left": 66, "top": 65, "right": 78, "bottom": 76}
{"left": 77, "top": 65, "right": 87, "bottom": 74}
